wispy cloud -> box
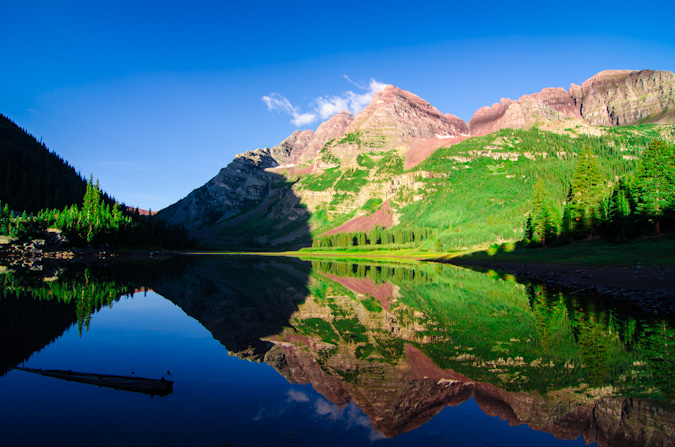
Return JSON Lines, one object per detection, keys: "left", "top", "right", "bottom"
{"left": 315, "top": 398, "right": 344, "bottom": 420}
{"left": 287, "top": 389, "right": 310, "bottom": 403}
{"left": 315, "top": 78, "right": 387, "bottom": 120}
{"left": 262, "top": 77, "right": 387, "bottom": 127}
{"left": 262, "top": 93, "right": 317, "bottom": 126}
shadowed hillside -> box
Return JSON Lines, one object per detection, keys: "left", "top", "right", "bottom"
{"left": 0, "top": 114, "right": 86, "bottom": 213}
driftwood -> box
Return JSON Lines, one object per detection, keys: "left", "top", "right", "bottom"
{"left": 12, "top": 367, "right": 173, "bottom": 397}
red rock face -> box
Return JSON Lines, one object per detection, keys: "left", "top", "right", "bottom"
{"left": 469, "top": 69, "right": 675, "bottom": 135}
{"left": 404, "top": 135, "right": 470, "bottom": 169}
{"left": 322, "top": 199, "right": 396, "bottom": 235}
{"left": 469, "top": 88, "right": 582, "bottom": 136}
{"left": 324, "top": 273, "right": 396, "bottom": 312}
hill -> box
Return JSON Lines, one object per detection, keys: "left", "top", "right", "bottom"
{"left": 158, "top": 69, "right": 675, "bottom": 250}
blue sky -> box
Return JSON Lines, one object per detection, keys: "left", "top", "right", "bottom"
{"left": 2, "top": 0, "right": 674, "bottom": 211}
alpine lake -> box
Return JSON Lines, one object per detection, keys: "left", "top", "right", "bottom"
{"left": 1, "top": 255, "right": 673, "bottom": 447}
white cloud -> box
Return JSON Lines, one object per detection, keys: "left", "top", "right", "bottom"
{"left": 315, "top": 398, "right": 345, "bottom": 420}
{"left": 287, "top": 389, "right": 310, "bottom": 403}
{"left": 262, "top": 93, "right": 317, "bottom": 127}
{"left": 262, "top": 77, "right": 387, "bottom": 127}
{"left": 315, "top": 78, "right": 387, "bottom": 119}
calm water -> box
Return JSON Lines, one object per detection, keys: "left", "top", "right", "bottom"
{"left": 1, "top": 256, "right": 673, "bottom": 447}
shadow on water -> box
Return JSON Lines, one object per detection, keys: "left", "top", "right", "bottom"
{"left": 0, "top": 289, "right": 79, "bottom": 376}
{"left": 146, "top": 255, "right": 313, "bottom": 360}
{"left": 0, "top": 262, "right": 144, "bottom": 376}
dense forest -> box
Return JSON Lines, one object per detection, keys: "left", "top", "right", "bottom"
{"left": 526, "top": 139, "right": 675, "bottom": 247}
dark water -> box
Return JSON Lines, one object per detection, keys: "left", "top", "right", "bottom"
{"left": 1, "top": 256, "right": 673, "bottom": 447}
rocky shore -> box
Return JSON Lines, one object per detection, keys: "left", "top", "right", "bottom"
{"left": 0, "top": 231, "right": 166, "bottom": 271}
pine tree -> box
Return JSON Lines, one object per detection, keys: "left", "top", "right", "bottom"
{"left": 529, "top": 178, "right": 560, "bottom": 246}
{"left": 568, "top": 148, "right": 605, "bottom": 238}
{"left": 634, "top": 140, "right": 675, "bottom": 234}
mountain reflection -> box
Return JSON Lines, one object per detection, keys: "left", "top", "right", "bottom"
{"left": 2, "top": 256, "right": 674, "bottom": 446}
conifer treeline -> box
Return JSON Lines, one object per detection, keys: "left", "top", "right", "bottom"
{"left": 37, "top": 175, "right": 132, "bottom": 244}
{"left": 527, "top": 140, "right": 675, "bottom": 245}
{"left": 312, "top": 260, "right": 433, "bottom": 285}
{"left": 312, "top": 226, "right": 433, "bottom": 248}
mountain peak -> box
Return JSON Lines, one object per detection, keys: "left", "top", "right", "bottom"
{"left": 347, "top": 85, "right": 467, "bottom": 140}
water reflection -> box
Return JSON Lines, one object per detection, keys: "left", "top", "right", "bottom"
{"left": 1, "top": 256, "right": 674, "bottom": 446}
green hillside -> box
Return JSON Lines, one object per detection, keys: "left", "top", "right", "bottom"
{"left": 302, "top": 125, "right": 675, "bottom": 251}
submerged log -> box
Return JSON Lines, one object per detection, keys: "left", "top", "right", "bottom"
{"left": 12, "top": 367, "right": 173, "bottom": 397}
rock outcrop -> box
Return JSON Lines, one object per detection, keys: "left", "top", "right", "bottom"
{"left": 277, "top": 110, "right": 355, "bottom": 167}
{"left": 570, "top": 69, "right": 675, "bottom": 126}
{"left": 158, "top": 148, "right": 282, "bottom": 232}
{"left": 158, "top": 111, "right": 354, "bottom": 238}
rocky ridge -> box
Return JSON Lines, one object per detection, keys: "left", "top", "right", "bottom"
{"left": 469, "top": 87, "right": 583, "bottom": 136}
{"left": 470, "top": 69, "right": 675, "bottom": 135}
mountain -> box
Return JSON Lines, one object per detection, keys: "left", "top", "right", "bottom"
{"left": 0, "top": 114, "right": 86, "bottom": 213}
{"left": 158, "top": 69, "right": 675, "bottom": 249}
{"left": 158, "top": 110, "right": 354, "bottom": 237}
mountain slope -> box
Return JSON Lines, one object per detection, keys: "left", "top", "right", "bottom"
{"left": 159, "top": 69, "right": 675, "bottom": 250}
